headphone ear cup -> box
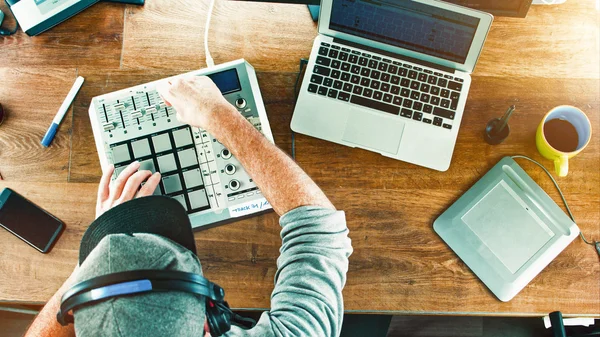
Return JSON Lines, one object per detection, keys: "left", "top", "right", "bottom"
{"left": 206, "top": 300, "right": 231, "bottom": 337}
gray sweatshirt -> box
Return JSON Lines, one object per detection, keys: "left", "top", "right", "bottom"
{"left": 226, "top": 206, "right": 353, "bottom": 337}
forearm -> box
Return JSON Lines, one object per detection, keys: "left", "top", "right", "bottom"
{"left": 210, "top": 108, "right": 334, "bottom": 215}
{"left": 25, "top": 272, "right": 77, "bottom": 337}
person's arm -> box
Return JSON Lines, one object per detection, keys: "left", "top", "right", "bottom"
{"left": 157, "top": 77, "right": 334, "bottom": 215}
{"left": 25, "top": 162, "right": 161, "bottom": 337}
{"left": 158, "top": 78, "right": 352, "bottom": 337}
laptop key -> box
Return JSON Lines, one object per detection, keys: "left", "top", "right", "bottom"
{"left": 402, "top": 99, "right": 413, "bottom": 108}
{"left": 400, "top": 78, "right": 410, "bottom": 87}
{"left": 403, "top": 64, "right": 413, "bottom": 69}
{"left": 400, "top": 88, "right": 410, "bottom": 97}
{"left": 413, "top": 102, "right": 423, "bottom": 111}
{"left": 393, "top": 61, "right": 402, "bottom": 66}
{"left": 410, "top": 81, "right": 420, "bottom": 90}
{"left": 308, "top": 84, "right": 318, "bottom": 93}
{"left": 361, "top": 68, "right": 370, "bottom": 77}
{"left": 351, "top": 75, "right": 360, "bottom": 84}
{"left": 390, "top": 75, "right": 400, "bottom": 85}
{"left": 363, "top": 88, "right": 373, "bottom": 98}
{"left": 349, "top": 54, "right": 359, "bottom": 64}
{"left": 438, "top": 78, "right": 448, "bottom": 87}
{"left": 380, "top": 73, "right": 390, "bottom": 82}
{"left": 338, "top": 92, "right": 350, "bottom": 102}
{"left": 368, "top": 60, "right": 378, "bottom": 69}
{"left": 420, "top": 83, "right": 430, "bottom": 93}
{"left": 361, "top": 52, "right": 371, "bottom": 57}
{"left": 382, "top": 58, "right": 391, "bottom": 63}
{"left": 351, "top": 65, "right": 361, "bottom": 74}
{"left": 323, "top": 78, "right": 333, "bottom": 87}
{"left": 318, "top": 86, "right": 328, "bottom": 95}
{"left": 441, "top": 89, "right": 450, "bottom": 98}
{"left": 418, "top": 73, "right": 427, "bottom": 82}
{"left": 316, "top": 56, "right": 331, "bottom": 67}
{"left": 339, "top": 52, "right": 349, "bottom": 61}
{"left": 410, "top": 91, "right": 420, "bottom": 100}
{"left": 328, "top": 49, "right": 339, "bottom": 58}
{"left": 441, "top": 99, "right": 450, "bottom": 108}
{"left": 378, "top": 62, "right": 388, "bottom": 72}
{"left": 353, "top": 86, "right": 363, "bottom": 95}
{"left": 448, "top": 81, "right": 463, "bottom": 91}
{"left": 360, "top": 77, "right": 370, "bottom": 87}
{"left": 413, "top": 66, "right": 423, "bottom": 71}
{"left": 319, "top": 47, "right": 329, "bottom": 56}
{"left": 383, "top": 93, "right": 393, "bottom": 103}
{"left": 351, "top": 95, "right": 399, "bottom": 115}
{"left": 430, "top": 86, "right": 440, "bottom": 96}
{"left": 450, "top": 91, "right": 460, "bottom": 100}
{"left": 400, "top": 108, "right": 413, "bottom": 118}
{"left": 321, "top": 42, "right": 330, "bottom": 47}
{"left": 333, "top": 80, "right": 343, "bottom": 89}
{"left": 372, "top": 55, "right": 381, "bottom": 60}
{"left": 393, "top": 96, "right": 402, "bottom": 106}
{"left": 314, "top": 65, "right": 331, "bottom": 77}
{"left": 423, "top": 118, "right": 432, "bottom": 124}
{"left": 359, "top": 57, "right": 368, "bottom": 66}
{"left": 427, "top": 75, "right": 437, "bottom": 84}
{"left": 331, "top": 60, "right": 341, "bottom": 69}
{"left": 341, "top": 72, "right": 351, "bottom": 82}
{"left": 343, "top": 83, "right": 353, "bottom": 92}
{"left": 408, "top": 70, "right": 417, "bottom": 79}
{"left": 331, "top": 45, "right": 341, "bottom": 50}
{"left": 431, "top": 96, "right": 441, "bottom": 106}
{"left": 381, "top": 83, "right": 390, "bottom": 92}
{"left": 433, "top": 117, "right": 443, "bottom": 126}
{"left": 420, "top": 94, "right": 430, "bottom": 103}
{"left": 341, "top": 47, "right": 351, "bottom": 52}
{"left": 424, "top": 69, "right": 433, "bottom": 74}
{"left": 370, "top": 70, "right": 381, "bottom": 80}
{"left": 311, "top": 74, "right": 323, "bottom": 85}
{"left": 423, "top": 104, "right": 433, "bottom": 113}
{"left": 370, "top": 80, "right": 381, "bottom": 90}
{"left": 391, "top": 85, "right": 400, "bottom": 95}
{"left": 433, "top": 106, "right": 455, "bottom": 120}
{"left": 443, "top": 123, "right": 452, "bottom": 129}
{"left": 413, "top": 111, "right": 423, "bottom": 121}
{"left": 399, "top": 68, "right": 408, "bottom": 77}
{"left": 450, "top": 98, "right": 459, "bottom": 111}
{"left": 373, "top": 91, "right": 383, "bottom": 100}
{"left": 327, "top": 89, "right": 338, "bottom": 98}
{"left": 388, "top": 65, "right": 398, "bottom": 74}
{"left": 331, "top": 70, "right": 341, "bottom": 79}
{"left": 341, "top": 63, "right": 351, "bottom": 72}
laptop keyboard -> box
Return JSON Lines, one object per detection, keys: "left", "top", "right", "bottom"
{"left": 308, "top": 42, "right": 465, "bottom": 129}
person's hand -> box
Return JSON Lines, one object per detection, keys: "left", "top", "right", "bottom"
{"left": 156, "top": 76, "right": 236, "bottom": 131}
{"left": 96, "top": 161, "right": 161, "bottom": 218}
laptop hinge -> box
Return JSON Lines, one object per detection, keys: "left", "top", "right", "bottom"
{"left": 333, "top": 37, "right": 456, "bottom": 74}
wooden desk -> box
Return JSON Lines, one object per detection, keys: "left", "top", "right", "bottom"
{"left": 0, "top": 0, "right": 598, "bottom": 316}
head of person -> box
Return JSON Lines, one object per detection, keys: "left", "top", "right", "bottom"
{"left": 58, "top": 196, "right": 233, "bottom": 337}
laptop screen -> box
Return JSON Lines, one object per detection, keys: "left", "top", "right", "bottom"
{"left": 329, "top": 0, "right": 480, "bottom": 64}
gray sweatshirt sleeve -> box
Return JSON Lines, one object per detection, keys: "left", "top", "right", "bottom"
{"left": 225, "top": 206, "right": 353, "bottom": 337}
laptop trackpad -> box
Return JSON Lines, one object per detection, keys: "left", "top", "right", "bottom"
{"left": 342, "top": 108, "right": 404, "bottom": 154}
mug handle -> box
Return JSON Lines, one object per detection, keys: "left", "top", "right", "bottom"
{"left": 554, "top": 154, "right": 569, "bottom": 177}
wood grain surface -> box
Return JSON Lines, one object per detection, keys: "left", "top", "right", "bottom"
{"left": 0, "top": 0, "right": 598, "bottom": 316}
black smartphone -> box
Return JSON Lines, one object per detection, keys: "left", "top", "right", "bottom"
{"left": 0, "top": 188, "right": 64, "bottom": 253}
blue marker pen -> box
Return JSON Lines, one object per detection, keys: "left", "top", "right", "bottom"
{"left": 41, "top": 76, "right": 85, "bottom": 147}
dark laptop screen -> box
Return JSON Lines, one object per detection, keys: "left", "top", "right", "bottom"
{"left": 329, "top": 0, "right": 480, "bottom": 63}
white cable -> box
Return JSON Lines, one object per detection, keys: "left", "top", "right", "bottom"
{"left": 204, "top": 0, "right": 216, "bottom": 68}
{"left": 511, "top": 155, "right": 598, "bottom": 251}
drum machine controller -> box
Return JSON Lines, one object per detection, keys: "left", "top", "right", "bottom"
{"left": 89, "top": 59, "right": 274, "bottom": 229}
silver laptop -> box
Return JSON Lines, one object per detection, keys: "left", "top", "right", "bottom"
{"left": 292, "top": 0, "right": 493, "bottom": 171}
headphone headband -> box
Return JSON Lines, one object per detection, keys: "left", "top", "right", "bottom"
{"left": 57, "top": 270, "right": 225, "bottom": 326}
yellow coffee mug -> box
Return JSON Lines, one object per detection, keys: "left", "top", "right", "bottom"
{"left": 536, "top": 105, "right": 592, "bottom": 177}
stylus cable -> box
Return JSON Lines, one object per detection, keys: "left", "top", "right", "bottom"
{"left": 204, "top": 0, "right": 216, "bottom": 67}
{"left": 511, "top": 155, "right": 600, "bottom": 257}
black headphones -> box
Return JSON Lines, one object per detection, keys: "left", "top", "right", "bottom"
{"left": 0, "top": 9, "right": 18, "bottom": 36}
{"left": 57, "top": 270, "right": 256, "bottom": 336}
